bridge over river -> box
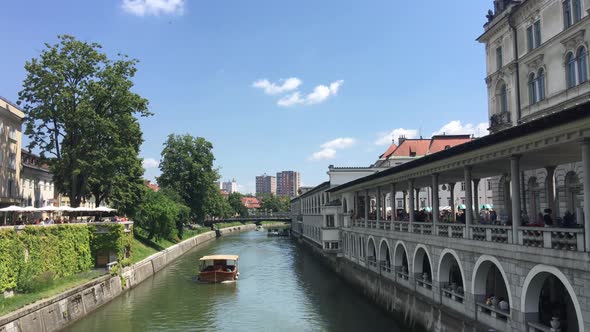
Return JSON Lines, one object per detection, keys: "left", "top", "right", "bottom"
{"left": 63, "top": 230, "right": 404, "bottom": 332}
{"left": 203, "top": 213, "right": 291, "bottom": 226}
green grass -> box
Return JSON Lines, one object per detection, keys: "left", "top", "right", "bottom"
{"left": 215, "top": 221, "right": 253, "bottom": 228}
{"left": 131, "top": 226, "right": 210, "bottom": 264}
{"left": 0, "top": 270, "right": 105, "bottom": 316}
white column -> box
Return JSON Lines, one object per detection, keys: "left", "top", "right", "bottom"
{"left": 464, "top": 166, "right": 473, "bottom": 228}
{"left": 473, "top": 178, "right": 481, "bottom": 222}
{"left": 582, "top": 141, "right": 590, "bottom": 251}
{"left": 390, "top": 184, "right": 396, "bottom": 221}
{"left": 449, "top": 183, "right": 456, "bottom": 222}
{"left": 364, "top": 190, "right": 369, "bottom": 221}
{"left": 376, "top": 187, "right": 381, "bottom": 221}
{"left": 511, "top": 155, "right": 521, "bottom": 244}
{"left": 545, "top": 166, "right": 556, "bottom": 216}
{"left": 408, "top": 179, "right": 415, "bottom": 224}
{"left": 432, "top": 174, "right": 440, "bottom": 225}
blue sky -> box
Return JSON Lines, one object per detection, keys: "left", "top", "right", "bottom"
{"left": 1, "top": 0, "right": 492, "bottom": 194}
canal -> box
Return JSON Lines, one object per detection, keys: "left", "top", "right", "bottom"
{"left": 65, "top": 230, "right": 404, "bottom": 331}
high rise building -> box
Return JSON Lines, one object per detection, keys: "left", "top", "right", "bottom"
{"left": 276, "top": 171, "right": 300, "bottom": 197}
{"left": 0, "top": 97, "right": 24, "bottom": 208}
{"left": 255, "top": 174, "right": 276, "bottom": 196}
{"left": 220, "top": 179, "right": 238, "bottom": 193}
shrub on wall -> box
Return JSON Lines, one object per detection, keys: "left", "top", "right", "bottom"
{"left": 88, "top": 223, "right": 133, "bottom": 264}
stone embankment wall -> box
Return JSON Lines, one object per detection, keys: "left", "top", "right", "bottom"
{"left": 0, "top": 224, "right": 255, "bottom": 332}
{"left": 296, "top": 236, "right": 486, "bottom": 332}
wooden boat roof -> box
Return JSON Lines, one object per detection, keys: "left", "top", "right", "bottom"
{"left": 199, "top": 255, "right": 239, "bottom": 261}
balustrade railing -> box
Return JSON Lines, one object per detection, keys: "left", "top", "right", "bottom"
{"left": 378, "top": 221, "right": 391, "bottom": 231}
{"left": 395, "top": 266, "right": 410, "bottom": 280}
{"left": 415, "top": 273, "right": 432, "bottom": 290}
{"left": 476, "top": 302, "right": 510, "bottom": 321}
{"left": 519, "top": 227, "right": 584, "bottom": 251}
{"left": 440, "top": 282, "right": 465, "bottom": 303}
{"left": 379, "top": 261, "right": 391, "bottom": 273}
{"left": 412, "top": 223, "right": 432, "bottom": 235}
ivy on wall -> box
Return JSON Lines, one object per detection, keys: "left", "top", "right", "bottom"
{"left": 0, "top": 224, "right": 133, "bottom": 294}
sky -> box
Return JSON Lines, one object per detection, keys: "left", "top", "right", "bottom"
{"left": 1, "top": 0, "right": 492, "bottom": 194}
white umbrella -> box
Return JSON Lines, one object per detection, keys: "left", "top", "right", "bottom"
{"left": 73, "top": 206, "right": 93, "bottom": 212}
{"left": 37, "top": 206, "right": 59, "bottom": 212}
{"left": 57, "top": 206, "right": 74, "bottom": 212}
{"left": 94, "top": 206, "right": 116, "bottom": 212}
{"left": 0, "top": 205, "right": 24, "bottom": 212}
{"left": 21, "top": 206, "right": 39, "bottom": 212}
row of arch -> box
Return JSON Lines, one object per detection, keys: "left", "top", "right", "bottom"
{"left": 355, "top": 236, "right": 583, "bottom": 331}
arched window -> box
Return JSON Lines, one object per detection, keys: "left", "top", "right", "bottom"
{"left": 498, "top": 82, "right": 508, "bottom": 113}
{"left": 577, "top": 46, "right": 587, "bottom": 83}
{"left": 537, "top": 68, "right": 545, "bottom": 101}
{"left": 566, "top": 52, "right": 577, "bottom": 88}
{"left": 528, "top": 73, "right": 537, "bottom": 104}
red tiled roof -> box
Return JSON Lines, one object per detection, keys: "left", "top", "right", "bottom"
{"left": 391, "top": 139, "right": 431, "bottom": 157}
{"left": 145, "top": 180, "right": 160, "bottom": 192}
{"left": 241, "top": 197, "right": 261, "bottom": 209}
{"left": 428, "top": 135, "right": 472, "bottom": 154}
{"left": 379, "top": 143, "right": 398, "bottom": 159}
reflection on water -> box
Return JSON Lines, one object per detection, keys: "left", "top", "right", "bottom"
{"left": 65, "top": 231, "right": 403, "bottom": 332}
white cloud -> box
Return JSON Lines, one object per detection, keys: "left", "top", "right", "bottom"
{"left": 121, "top": 0, "right": 185, "bottom": 16}
{"left": 432, "top": 120, "right": 489, "bottom": 137}
{"left": 252, "top": 78, "right": 302, "bottom": 95}
{"left": 310, "top": 137, "right": 356, "bottom": 161}
{"left": 374, "top": 128, "right": 419, "bottom": 146}
{"left": 277, "top": 92, "right": 304, "bottom": 107}
{"left": 253, "top": 77, "right": 343, "bottom": 107}
{"left": 142, "top": 158, "right": 159, "bottom": 169}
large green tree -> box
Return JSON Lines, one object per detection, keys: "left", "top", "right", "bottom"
{"left": 157, "top": 134, "right": 221, "bottom": 222}
{"left": 134, "top": 190, "right": 178, "bottom": 241}
{"left": 228, "top": 192, "right": 248, "bottom": 217}
{"left": 18, "top": 35, "right": 151, "bottom": 208}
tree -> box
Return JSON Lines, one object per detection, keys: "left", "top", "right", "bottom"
{"left": 157, "top": 134, "right": 220, "bottom": 222}
{"left": 228, "top": 192, "right": 248, "bottom": 217}
{"left": 205, "top": 190, "right": 233, "bottom": 219}
{"left": 160, "top": 188, "right": 191, "bottom": 239}
{"left": 259, "top": 194, "right": 291, "bottom": 213}
{"left": 18, "top": 35, "right": 151, "bottom": 208}
{"left": 134, "top": 190, "right": 178, "bottom": 241}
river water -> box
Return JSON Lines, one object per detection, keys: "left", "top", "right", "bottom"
{"left": 65, "top": 230, "right": 403, "bottom": 332}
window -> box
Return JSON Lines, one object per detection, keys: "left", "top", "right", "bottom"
{"left": 8, "top": 127, "right": 16, "bottom": 141}
{"left": 461, "top": 182, "right": 465, "bottom": 191}
{"left": 7, "top": 179, "right": 13, "bottom": 198}
{"left": 499, "top": 83, "right": 508, "bottom": 113}
{"left": 487, "top": 180, "right": 493, "bottom": 191}
{"left": 527, "top": 26, "right": 534, "bottom": 51}
{"left": 564, "top": 0, "right": 582, "bottom": 29}
{"left": 534, "top": 21, "right": 542, "bottom": 48}
{"left": 578, "top": 47, "right": 587, "bottom": 83}
{"left": 567, "top": 52, "right": 577, "bottom": 88}
{"left": 325, "top": 242, "right": 330, "bottom": 249}
{"left": 528, "top": 73, "right": 538, "bottom": 104}
{"left": 330, "top": 242, "right": 339, "bottom": 250}
{"left": 496, "top": 47, "right": 503, "bottom": 69}
{"left": 326, "top": 215, "right": 335, "bottom": 228}
{"left": 8, "top": 153, "right": 16, "bottom": 170}
{"left": 538, "top": 68, "right": 545, "bottom": 101}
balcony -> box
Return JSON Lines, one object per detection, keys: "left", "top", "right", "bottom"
{"left": 489, "top": 112, "right": 512, "bottom": 132}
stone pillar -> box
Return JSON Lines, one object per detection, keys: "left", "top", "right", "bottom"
{"left": 545, "top": 166, "right": 556, "bottom": 218}
{"left": 408, "top": 179, "right": 415, "bottom": 224}
{"left": 511, "top": 155, "right": 522, "bottom": 244}
{"left": 402, "top": 191, "right": 407, "bottom": 213}
{"left": 464, "top": 166, "right": 473, "bottom": 228}
{"left": 582, "top": 141, "right": 590, "bottom": 251}
{"left": 473, "top": 178, "right": 481, "bottom": 221}
{"left": 390, "top": 184, "right": 396, "bottom": 221}
{"left": 364, "top": 190, "right": 369, "bottom": 221}
{"left": 415, "top": 188, "right": 420, "bottom": 210}
{"left": 432, "top": 174, "right": 440, "bottom": 225}
{"left": 375, "top": 187, "right": 381, "bottom": 221}
{"left": 449, "top": 183, "right": 456, "bottom": 222}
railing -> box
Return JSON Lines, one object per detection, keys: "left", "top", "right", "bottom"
{"left": 435, "top": 223, "right": 465, "bottom": 238}
{"left": 412, "top": 223, "right": 432, "bottom": 235}
{"left": 395, "top": 266, "right": 410, "bottom": 280}
{"left": 367, "top": 256, "right": 377, "bottom": 268}
{"left": 519, "top": 227, "right": 584, "bottom": 252}
{"left": 440, "top": 282, "right": 464, "bottom": 303}
{"left": 471, "top": 225, "right": 512, "bottom": 243}
{"left": 489, "top": 111, "right": 511, "bottom": 131}
{"left": 526, "top": 321, "right": 553, "bottom": 332}
{"left": 392, "top": 221, "right": 409, "bottom": 232}
{"left": 476, "top": 302, "right": 510, "bottom": 321}
{"left": 379, "top": 261, "right": 391, "bottom": 273}
{"left": 367, "top": 220, "right": 377, "bottom": 229}
{"left": 378, "top": 221, "right": 391, "bottom": 231}
{"left": 415, "top": 273, "right": 432, "bottom": 290}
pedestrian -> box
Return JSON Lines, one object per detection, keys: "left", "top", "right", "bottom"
{"left": 543, "top": 208, "right": 553, "bottom": 226}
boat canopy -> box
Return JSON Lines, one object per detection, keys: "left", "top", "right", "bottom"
{"left": 199, "top": 255, "right": 239, "bottom": 261}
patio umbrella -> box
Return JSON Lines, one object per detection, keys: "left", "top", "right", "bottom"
{"left": 37, "top": 206, "right": 59, "bottom": 212}
{"left": 0, "top": 205, "right": 24, "bottom": 212}
{"left": 21, "top": 206, "right": 38, "bottom": 212}
{"left": 94, "top": 207, "right": 116, "bottom": 212}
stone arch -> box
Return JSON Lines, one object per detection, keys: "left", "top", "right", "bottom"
{"left": 378, "top": 239, "right": 391, "bottom": 267}
{"left": 393, "top": 240, "right": 409, "bottom": 275}
{"left": 367, "top": 236, "right": 377, "bottom": 261}
{"left": 437, "top": 249, "right": 466, "bottom": 292}
{"left": 521, "top": 265, "right": 583, "bottom": 332}
{"left": 412, "top": 244, "right": 433, "bottom": 281}
{"left": 472, "top": 255, "right": 512, "bottom": 311}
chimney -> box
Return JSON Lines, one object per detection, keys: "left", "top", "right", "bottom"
{"left": 398, "top": 135, "right": 406, "bottom": 146}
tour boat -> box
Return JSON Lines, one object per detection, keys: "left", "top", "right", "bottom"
{"left": 198, "top": 255, "right": 239, "bottom": 283}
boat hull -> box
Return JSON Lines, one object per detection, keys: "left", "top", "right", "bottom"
{"left": 198, "top": 270, "right": 238, "bottom": 283}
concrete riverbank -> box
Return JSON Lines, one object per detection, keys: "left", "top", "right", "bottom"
{"left": 0, "top": 224, "right": 255, "bottom": 332}
{"left": 295, "top": 236, "right": 486, "bottom": 332}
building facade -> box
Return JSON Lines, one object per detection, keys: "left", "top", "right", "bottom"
{"left": 255, "top": 173, "right": 276, "bottom": 196}
{"left": 0, "top": 97, "right": 24, "bottom": 208}
{"left": 276, "top": 170, "right": 300, "bottom": 197}
{"left": 220, "top": 179, "right": 238, "bottom": 194}
{"left": 20, "top": 150, "right": 55, "bottom": 208}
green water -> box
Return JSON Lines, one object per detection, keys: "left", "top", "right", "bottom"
{"left": 65, "top": 231, "right": 403, "bottom": 331}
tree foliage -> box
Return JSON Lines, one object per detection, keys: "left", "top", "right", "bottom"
{"left": 259, "top": 194, "right": 291, "bottom": 212}
{"left": 158, "top": 134, "right": 221, "bottom": 222}
{"left": 134, "top": 190, "right": 178, "bottom": 241}
{"left": 18, "top": 35, "right": 151, "bottom": 209}
{"left": 228, "top": 192, "right": 248, "bottom": 217}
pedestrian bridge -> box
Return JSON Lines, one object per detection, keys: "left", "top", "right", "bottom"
{"left": 204, "top": 214, "right": 291, "bottom": 226}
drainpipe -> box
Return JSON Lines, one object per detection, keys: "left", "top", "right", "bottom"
{"left": 509, "top": 8, "right": 526, "bottom": 213}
